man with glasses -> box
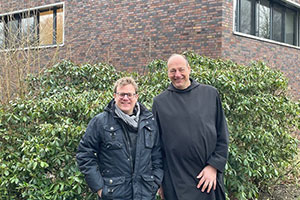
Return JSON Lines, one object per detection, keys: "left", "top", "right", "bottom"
{"left": 76, "top": 77, "right": 163, "bottom": 200}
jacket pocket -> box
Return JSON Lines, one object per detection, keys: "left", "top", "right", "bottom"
{"left": 141, "top": 174, "right": 158, "bottom": 199}
{"left": 104, "top": 141, "right": 123, "bottom": 150}
{"left": 102, "top": 176, "right": 126, "bottom": 199}
{"left": 144, "top": 126, "right": 154, "bottom": 149}
{"left": 103, "top": 125, "right": 123, "bottom": 150}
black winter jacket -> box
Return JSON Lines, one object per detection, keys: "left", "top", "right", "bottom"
{"left": 76, "top": 101, "right": 163, "bottom": 200}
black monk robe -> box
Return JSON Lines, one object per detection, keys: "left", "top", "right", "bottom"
{"left": 152, "top": 79, "right": 229, "bottom": 200}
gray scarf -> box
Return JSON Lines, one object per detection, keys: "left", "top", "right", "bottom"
{"left": 115, "top": 102, "right": 140, "bottom": 128}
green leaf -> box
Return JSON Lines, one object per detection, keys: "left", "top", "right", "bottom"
{"left": 33, "top": 162, "right": 38, "bottom": 170}
{"left": 40, "top": 161, "right": 49, "bottom": 168}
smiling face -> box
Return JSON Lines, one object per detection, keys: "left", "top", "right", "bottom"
{"left": 167, "top": 54, "right": 191, "bottom": 90}
{"left": 113, "top": 84, "right": 138, "bottom": 115}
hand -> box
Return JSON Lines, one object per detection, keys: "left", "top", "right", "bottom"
{"left": 97, "top": 189, "right": 103, "bottom": 198}
{"left": 196, "top": 165, "right": 217, "bottom": 193}
{"left": 157, "top": 186, "right": 164, "bottom": 199}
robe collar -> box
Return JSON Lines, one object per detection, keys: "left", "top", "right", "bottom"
{"left": 168, "top": 78, "right": 200, "bottom": 93}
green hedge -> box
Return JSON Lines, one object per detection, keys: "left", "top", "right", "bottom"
{"left": 0, "top": 52, "right": 299, "bottom": 199}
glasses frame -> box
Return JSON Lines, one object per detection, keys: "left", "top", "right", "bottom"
{"left": 115, "top": 92, "right": 137, "bottom": 99}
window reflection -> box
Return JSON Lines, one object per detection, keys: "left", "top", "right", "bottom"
{"left": 236, "top": 0, "right": 299, "bottom": 46}
{"left": 240, "top": 0, "right": 252, "bottom": 34}
{"left": 0, "top": 22, "right": 4, "bottom": 48}
{"left": 272, "top": 5, "right": 283, "bottom": 42}
{"left": 21, "top": 16, "right": 36, "bottom": 46}
{"left": 257, "top": 0, "right": 270, "bottom": 39}
{"left": 285, "top": 9, "right": 296, "bottom": 45}
{"left": 7, "top": 17, "right": 19, "bottom": 48}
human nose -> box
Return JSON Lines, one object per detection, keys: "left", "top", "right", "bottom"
{"left": 174, "top": 70, "right": 181, "bottom": 77}
{"left": 122, "top": 94, "right": 130, "bottom": 99}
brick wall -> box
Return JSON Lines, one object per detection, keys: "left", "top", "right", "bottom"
{"left": 0, "top": 0, "right": 299, "bottom": 99}
{"left": 0, "top": 0, "right": 223, "bottom": 69}
{"left": 221, "top": 0, "right": 300, "bottom": 99}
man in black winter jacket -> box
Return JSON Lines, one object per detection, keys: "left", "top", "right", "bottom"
{"left": 76, "top": 77, "right": 163, "bottom": 200}
{"left": 152, "top": 54, "right": 229, "bottom": 200}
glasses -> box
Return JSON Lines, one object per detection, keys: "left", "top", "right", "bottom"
{"left": 115, "top": 92, "right": 136, "bottom": 99}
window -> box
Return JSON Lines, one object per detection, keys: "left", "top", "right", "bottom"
{"left": 285, "top": 8, "right": 296, "bottom": 45}
{"left": 257, "top": 0, "right": 270, "bottom": 39}
{"left": 0, "top": 21, "right": 5, "bottom": 48}
{"left": 21, "top": 15, "right": 37, "bottom": 45}
{"left": 39, "top": 10, "right": 54, "bottom": 45}
{"left": 272, "top": 4, "right": 283, "bottom": 42}
{"left": 240, "top": 0, "right": 254, "bottom": 34}
{"left": 0, "top": 3, "right": 63, "bottom": 49}
{"left": 235, "top": 0, "right": 300, "bottom": 46}
{"left": 7, "top": 17, "right": 19, "bottom": 47}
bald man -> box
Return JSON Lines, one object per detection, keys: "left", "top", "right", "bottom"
{"left": 152, "top": 54, "right": 229, "bottom": 200}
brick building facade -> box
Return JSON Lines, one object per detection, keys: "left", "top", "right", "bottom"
{"left": 0, "top": 0, "right": 299, "bottom": 98}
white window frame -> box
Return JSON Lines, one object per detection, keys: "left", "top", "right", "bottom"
{"left": 0, "top": 2, "right": 65, "bottom": 51}
{"left": 233, "top": 0, "right": 300, "bottom": 49}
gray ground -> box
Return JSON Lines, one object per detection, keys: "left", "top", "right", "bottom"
{"left": 259, "top": 184, "right": 300, "bottom": 200}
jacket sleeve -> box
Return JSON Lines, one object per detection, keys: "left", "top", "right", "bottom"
{"left": 76, "top": 116, "right": 104, "bottom": 193}
{"left": 206, "top": 91, "right": 229, "bottom": 173}
{"left": 151, "top": 117, "right": 164, "bottom": 186}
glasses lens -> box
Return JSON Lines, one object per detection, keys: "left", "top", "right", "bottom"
{"left": 117, "top": 93, "right": 135, "bottom": 98}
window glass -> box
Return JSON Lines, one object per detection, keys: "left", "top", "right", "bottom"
{"left": 39, "top": 10, "right": 53, "bottom": 45}
{"left": 235, "top": 0, "right": 239, "bottom": 31}
{"left": 21, "top": 16, "right": 36, "bottom": 46}
{"left": 236, "top": 0, "right": 300, "bottom": 46}
{"left": 7, "top": 17, "right": 20, "bottom": 48}
{"left": 285, "top": 8, "right": 296, "bottom": 45}
{"left": 240, "top": 0, "right": 253, "bottom": 34}
{"left": 257, "top": 0, "right": 270, "bottom": 39}
{"left": 56, "top": 8, "right": 63, "bottom": 44}
{"left": 0, "top": 4, "right": 63, "bottom": 49}
{"left": 0, "top": 22, "right": 4, "bottom": 48}
{"left": 272, "top": 5, "right": 283, "bottom": 42}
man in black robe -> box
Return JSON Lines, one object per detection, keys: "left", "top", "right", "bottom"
{"left": 152, "top": 54, "right": 229, "bottom": 200}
